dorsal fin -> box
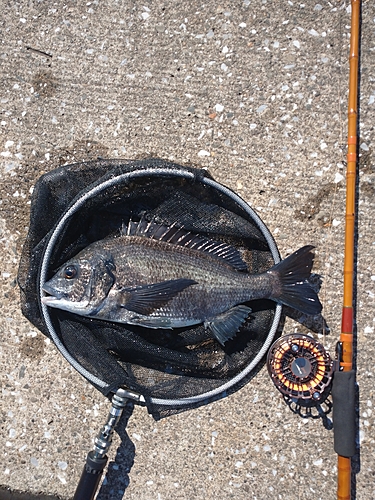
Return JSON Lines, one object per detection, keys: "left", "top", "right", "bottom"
{"left": 122, "top": 219, "right": 248, "bottom": 271}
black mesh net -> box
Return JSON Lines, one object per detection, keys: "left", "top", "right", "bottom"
{"left": 18, "top": 158, "right": 282, "bottom": 419}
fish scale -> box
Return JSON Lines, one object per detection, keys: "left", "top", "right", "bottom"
{"left": 99, "top": 237, "right": 253, "bottom": 323}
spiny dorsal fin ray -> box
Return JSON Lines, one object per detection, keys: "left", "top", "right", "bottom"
{"left": 123, "top": 219, "right": 248, "bottom": 271}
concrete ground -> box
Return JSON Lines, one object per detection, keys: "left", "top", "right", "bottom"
{"left": 1, "top": 1, "right": 374, "bottom": 499}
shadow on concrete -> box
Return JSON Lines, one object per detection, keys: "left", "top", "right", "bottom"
{"left": 0, "top": 487, "right": 63, "bottom": 500}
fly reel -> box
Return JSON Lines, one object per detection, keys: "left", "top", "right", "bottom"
{"left": 267, "top": 334, "right": 334, "bottom": 407}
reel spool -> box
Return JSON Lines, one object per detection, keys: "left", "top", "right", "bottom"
{"left": 267, "top": 334, "right": 334, "bottom": 407}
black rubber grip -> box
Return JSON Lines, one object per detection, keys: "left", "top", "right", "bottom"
{"left": 332, "top": 370, "right": 356, "bottom": 457}
{"left": 73, "top": 452, "right": 108, "bottom": 500}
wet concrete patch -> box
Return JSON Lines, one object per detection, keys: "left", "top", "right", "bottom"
{"left": 31, "top": 71, "right": 59, "bottom": 98}
{"left": 19, "top": 335, "right": 45, "bottom": 361}
{"left": 294, "top": 182, "right": 339, "bottom": 226}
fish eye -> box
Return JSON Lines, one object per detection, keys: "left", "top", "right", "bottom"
{"left": 63, "top": 265, "right": 78, "bottom": 279}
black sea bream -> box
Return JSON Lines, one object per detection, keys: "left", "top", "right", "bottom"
{"left": 42, "top": 221, "right": 322, "bottom": 345}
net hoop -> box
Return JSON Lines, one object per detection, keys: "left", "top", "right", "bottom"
{"left": 39, "top": 165, "right": 282, "bottom": 407}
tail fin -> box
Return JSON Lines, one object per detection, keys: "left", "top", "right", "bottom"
{"left": 270, "top": 245, "right": 322, "bottom": 316}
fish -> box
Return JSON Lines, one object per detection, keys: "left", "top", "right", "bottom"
{"left": 42, "top": 220, "right": 322, "bottom": 346}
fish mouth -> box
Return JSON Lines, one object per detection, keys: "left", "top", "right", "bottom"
{"left": 42, "top": 283, "right": 72, "bottom": 308}
{"left": 42, "top": 283, "right": 64, "bottom": 304}
{"left": 41, "top": 291, "right": 64, "bottom": 308}
{"left": 42, "top": 283, "right": 89, "bottom": 311}
{"left": 41, "top": 295, "right": 61, "bottom": 306}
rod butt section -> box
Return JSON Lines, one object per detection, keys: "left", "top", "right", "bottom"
{"left": 332, "top": 370, "right": 356, "bottom": 457}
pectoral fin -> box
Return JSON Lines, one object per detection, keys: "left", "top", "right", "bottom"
{"left": 120, "top": 278, "right": 197, "bottom": 315}
{"left": 205, "top": 305, "right": 252, "bottom": 346}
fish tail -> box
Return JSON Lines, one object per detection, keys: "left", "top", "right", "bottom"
{"left": 269, "top": 245, "right": 322, "bottom": 316}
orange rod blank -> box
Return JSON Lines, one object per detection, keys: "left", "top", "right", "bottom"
{"left": 338, "top": 454, "right": 352, "bottom": 500}
{"left": 343, "top": 0, "right": 360, "bottom": 320}
{"left": 337, "top": 1, "right": 361, "bottom": 499}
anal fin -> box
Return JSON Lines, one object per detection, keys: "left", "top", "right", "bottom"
{"left": 205, "top": 305, "right": 252, "bottom": 346}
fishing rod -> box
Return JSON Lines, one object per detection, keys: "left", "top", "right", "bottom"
{"left": 267, "top": 2, "right": 360, "bottom": 498}
{"left": 333, "top": 1, "right": 361, "bottom": 499}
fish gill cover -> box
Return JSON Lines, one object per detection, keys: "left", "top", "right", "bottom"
{"left": 18, "top": 158, "right": 282, "bottom": 419}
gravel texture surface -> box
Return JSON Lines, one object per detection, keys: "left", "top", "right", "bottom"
{"left": 1, "top": 1, "right": 374, "bottom": 499}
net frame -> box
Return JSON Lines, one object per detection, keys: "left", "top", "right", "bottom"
{"left": 37, "top": 164, "right": 282, "bottom": 409}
